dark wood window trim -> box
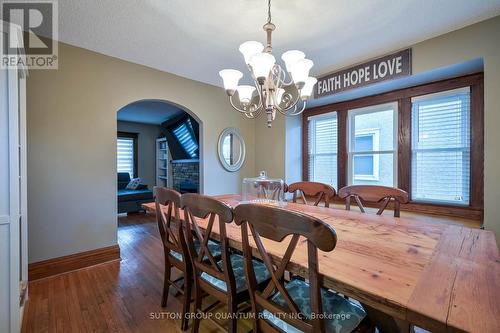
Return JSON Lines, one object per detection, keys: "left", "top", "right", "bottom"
{"left": 303, "top": 73, "right": 484, "bottom": 221}
{"left": 117, "top": 131, "right": 139, "bottom": 178}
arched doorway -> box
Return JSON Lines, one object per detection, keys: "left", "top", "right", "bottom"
{"left": 115, "top": 99, "right": 203, "bottom": 214}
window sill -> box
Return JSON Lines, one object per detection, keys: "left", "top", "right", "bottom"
{"left": 353, "top": 175, "right": 379, "bottom": 181}
{"left": 332, "top": 197, "right": 483, "bottom": 222}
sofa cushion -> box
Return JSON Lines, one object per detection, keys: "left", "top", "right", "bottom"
{"left": 126, "top": 178, "right": 142, "bottom": 190}
{"left": 261, "top": 279, "right": 366, "bottom": 333}
{"left": 117, "top": 189, "right": 153, "bottom": 202}
{"left": 200, "top": 253, "right": 270, "bottom": 293}
{"left": 118, "top": 173, "right": 131, "bottom": 190}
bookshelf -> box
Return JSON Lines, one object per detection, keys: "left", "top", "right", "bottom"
{"left": 156, "top": 137, "right": 170, "bottom": 187}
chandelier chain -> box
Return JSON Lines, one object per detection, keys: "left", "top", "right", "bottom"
{"left": 267, "top": 0, "right": 272, "bottom": 23}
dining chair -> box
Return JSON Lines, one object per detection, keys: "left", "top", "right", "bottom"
{"left": 254, "top": 181, "right": 288, "bottom": 201}
{"left": 233, "top": 203, "right": 369, "bottom": 333}
{"left": 287, "top": 181, "right": 336, "bottom": 207}
{"left": 338, "top": 185, "right": 409, "bottom": 217}
{"left": 154, "top": 187, "right": 192, "bottom": 331}
{"left": 180, "top": 193, "right": 270, "bottom": 333}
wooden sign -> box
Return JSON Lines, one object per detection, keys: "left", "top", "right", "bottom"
{"left": 315, "top": 49, "right": 411, "bottom": 98}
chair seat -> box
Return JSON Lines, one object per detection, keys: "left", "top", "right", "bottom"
{"left": 169, "top": 239, "right": 221, "bottom": 262}
{"left": 200, "top": 253, "right": 270, "bottom": 292}
{"left": 262, "top": 279, "right": 366, "bottom": 333}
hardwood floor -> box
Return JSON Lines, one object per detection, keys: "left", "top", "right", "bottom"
{"left": 21, "top": 213, "right": 252, "bottom": 333}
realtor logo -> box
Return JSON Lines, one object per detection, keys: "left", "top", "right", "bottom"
{"left": 1, "top": 0, "right": 58, "bottom": 69}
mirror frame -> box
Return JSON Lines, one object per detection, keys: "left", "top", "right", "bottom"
{"left": 217, "top": 127, "right": 246, "bottom": 172}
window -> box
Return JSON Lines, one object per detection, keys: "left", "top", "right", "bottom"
{"left": 303, "top": 74, "right": 483, "bottom": 218}
{"left": 117, "top": 132, "right": 137, "bottom": 178}
{"left": 411, "top": 88, "right": 470, "bottom": 205}
{"left": 173, "top": 118, "right": 198, "bottom": 158}
{"left": 348, "top": 103, "right": 397, "bottom": 186}
{"left": 307, "top": 112, "right": 338, "bottom": 189}
{"left": 353, "top": 132, "right": 378, "bottom": 178}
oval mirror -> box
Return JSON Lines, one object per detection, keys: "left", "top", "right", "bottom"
{"left": 218, "top": 127, "right": 246, "bottom": 172}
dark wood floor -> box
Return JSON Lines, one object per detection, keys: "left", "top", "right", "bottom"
{"left": 22, "top": 213, "right": 251, "bottom": 333}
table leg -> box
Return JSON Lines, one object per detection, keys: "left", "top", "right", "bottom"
{"left": 363, "top": 304, "right": 413, "bottom": 333}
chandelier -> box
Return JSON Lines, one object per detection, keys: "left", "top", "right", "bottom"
{"left": 219, "top": 0, "right": 317, "bottom": 128}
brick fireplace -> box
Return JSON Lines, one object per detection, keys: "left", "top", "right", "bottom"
{"left": 171, "top": 159, "right": 199, "bottom": 193}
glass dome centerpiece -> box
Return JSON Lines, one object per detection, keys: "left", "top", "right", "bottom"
{"left": 242, "top": 171, "right": 285, "bottom": 207}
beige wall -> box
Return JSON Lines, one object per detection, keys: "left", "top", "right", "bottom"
{"left": 117, "top": 121, "right": 163, "bottom": 187}
{"left": 412, "top": 16, "right": 500, "bottom": 240}
{"left": 26, "top": 16, "right": 500, "bottom": 262}
{"left": 27, "top": 42, "right": 255, "bottom": 262}
{"left": 254, "top": 114, "right": 286, "bottom": 179}
{"left": 255, "top": 15, "right": 500, "bottom": 239}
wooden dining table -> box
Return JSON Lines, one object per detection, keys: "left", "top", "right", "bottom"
{"left": 143, "top": 194, "right": 499, "bottom": 333}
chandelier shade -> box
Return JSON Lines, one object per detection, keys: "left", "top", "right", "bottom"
{"left": 219, "top": 69, "right": 243, "bottom": 95}
{"left": 249, "top": 52, "right": 276, "bottom": 81}
{"left": 237, "top": 85, "right": 256, "bottom": 105}
{"left": 281, "top": 50, "right": 305, "bottom": 72}
{"left": 300, "top": 77, "right": 318, "bottom": 99}
{"left": 239, "top": 41, "right": 265, "bottom": 64}
{"left": 219, "top": 0, "right": 317, "bottom": 127}
{"left": 289, "top": 58, "right": 314, "bottom": 86}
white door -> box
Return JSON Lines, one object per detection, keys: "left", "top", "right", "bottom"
{"left": 0, "top": 22, "right": 28, "bottom": 333}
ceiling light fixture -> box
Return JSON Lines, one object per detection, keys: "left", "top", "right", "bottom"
{"left": 219, "top": 0, "right": 317, "bottom": 127}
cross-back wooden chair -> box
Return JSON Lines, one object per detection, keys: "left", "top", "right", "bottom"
{"left": 338, "top": 185, "right": 409, "bottom": 217}
{"left": 154, "top": 187, "right": 192, "bottom": 330}
{"left": 254, "top": 181, "right": 288, "bottom": 201}
{"left": 181, "top": 194, "right": 270, "bottom": 333}
{"left": 233, "top": 204, "right": 369, "bottom": 333}
{"left": 287, "top": 181, "right": 336, "bottom": 207}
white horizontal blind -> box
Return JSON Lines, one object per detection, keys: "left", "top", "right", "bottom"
{"left": 411, "top": 87, "right": 470, "bottom": 205}
{"left": 173, "top": 118, "right": 198, "bottom": 158}
{"left": 117, "top": 137, "right": 135, "bottom": 178}
{"left": 308, "top": 112, "right": 338, "bottom": 189}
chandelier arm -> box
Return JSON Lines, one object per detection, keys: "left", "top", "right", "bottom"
{"left": 281, "top": 68, "right": 294, "bottom": 86}
{"left": 273, "top": 94, "right": 297, "bottom": 115}
{"left": 271, "top": 64, "right": 285, "bottom": 89}
{"left": 248, "top": 107, "right": 264, "bottom": 118}
{"left": 253, "top": 80, "right": 264, "bottom": 110}
{"left": 244, "top": 112, "right": 257, "bottom": 119}
{"left": 275, "top": 96, "right": 307, "bottom": 116}
{"left": 280, "top": 100, "right": 306, "bottom": 116}
{"left": 229, "top": 95, "right": 261, "bottom": 115}
{"left": 281, "top": 89, "right": 302, "bottom": 112}
{"left": 288, "top": 99, "right": 307, "bottom": 115}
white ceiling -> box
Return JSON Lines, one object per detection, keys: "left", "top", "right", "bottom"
{"left": 58, "top": 0, "right": 500, "bottom": 87}
{"left": 117, "top": 100, "right": 185, "bottom": 125}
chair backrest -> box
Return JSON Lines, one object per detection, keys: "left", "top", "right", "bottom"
{"left": 252, "top": 181, "right": 288, "bottom": 201}
{"left": 338, "top": 185, "right": 409, "bottom": 217}
{"left": 180, "top": 193, "right": 235, "bottom": 295}
{"left": 154, "top": 187, "right": 186, "bottom": 261}
{"left": 287, "top": 181, "right": 336, "bottom": 207}
{"left": 233, "top": 203, "right": 337, "bottom": 333}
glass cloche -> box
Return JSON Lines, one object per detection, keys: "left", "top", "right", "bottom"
{"left": 242, "top": 171, "right": 285, "bottom": 207}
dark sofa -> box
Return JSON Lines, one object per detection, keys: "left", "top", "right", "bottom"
{"left": 117, "top": 172, "right": 153, "bottom": 214}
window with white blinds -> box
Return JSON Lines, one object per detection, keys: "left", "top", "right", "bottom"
{"left": 411, "top": 87, "right": 471, "bottom": 205}
{"left": 308, "top": 112, "right": 338, "bottom": 189}
{"left": 173, "top": 118, "right": 198, "bottom": 158}
{"left": 117, "top": 137, "right": 135, "bottom": 178}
